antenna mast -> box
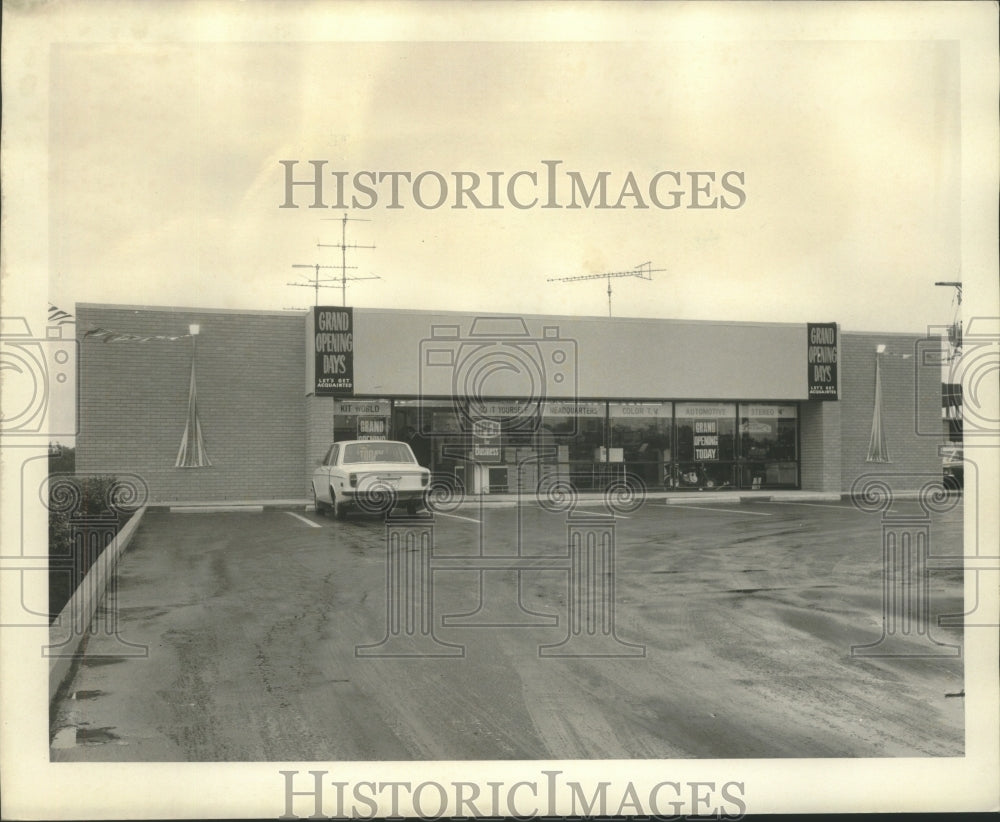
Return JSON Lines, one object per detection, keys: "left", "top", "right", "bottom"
{"left": 548, "top": 261, "right": 664, "bottom": 317}
{"left": 288, "top": 263, "right": 339, "bottom": 306}
{"left": 319, "top": 213, "right": 380, "bottom": 306}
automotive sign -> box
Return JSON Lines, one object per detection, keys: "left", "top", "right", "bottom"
{"left": 807, "top": 322, "right": 839, "bottom": 400}
{"left": 313, "top": 306, "right": 354, "bottom": 396}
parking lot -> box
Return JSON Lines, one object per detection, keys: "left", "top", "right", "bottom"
{"left": 50, "top": 496, "right": 965, "bottom": 761}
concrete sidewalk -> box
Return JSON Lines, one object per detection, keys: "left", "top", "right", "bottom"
{"left": 152, "top": 488, "right": 878, "bottom": 513}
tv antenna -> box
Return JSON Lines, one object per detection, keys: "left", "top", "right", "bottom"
{"left": 548, "top": 261, "right": 664, "bottom": 317}
{"left": 288, "top": 263, "right": 339, "bottom": 307}
{"left": 319, "top": 213, "right": 380, "bottom": 306}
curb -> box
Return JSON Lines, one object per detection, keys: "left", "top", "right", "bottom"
{"left": 48, "top": 505, "right": 148, "bottom": 707}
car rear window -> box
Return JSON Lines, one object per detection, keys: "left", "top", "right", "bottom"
{"left": 343, "top": 443, "right": 415, "bottom": 464}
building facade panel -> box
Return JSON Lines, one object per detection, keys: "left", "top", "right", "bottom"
{"left": 352, "top": 308, "right": 809, "bottom": 400}
{"left": 76, "top": 304, "right": 944, "bottom": 502}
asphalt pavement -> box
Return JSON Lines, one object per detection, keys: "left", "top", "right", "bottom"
{"left": 50, "top": 496, "right": 965, "bottom": 760}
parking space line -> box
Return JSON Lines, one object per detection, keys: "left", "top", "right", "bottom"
{"left": 434, "top": 511, "right": 482, "bottom": 524}
{"left": 285, "top": 511, "right": 322, "bottom": 528}
{"left": 668, "top": 504, "right": 773, "bottom": 516}
{"left": 766, "top": 501, "right": 863, "bottom": 511}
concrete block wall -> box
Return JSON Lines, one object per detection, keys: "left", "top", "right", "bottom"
{"left": 76, "top": 305, "right": 307, "bottom": 502}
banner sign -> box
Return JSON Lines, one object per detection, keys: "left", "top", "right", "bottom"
{"left": 314, "top": 306, "right": 354, "bottom": 396}
{"left": 693, "top": 420, "right": 719, "bottom": 461}
{"left": 807, "top": 322, "right": 839, "bottom": 400}
{"left": 471, "top": 418, "right": 502, "bottom": 462}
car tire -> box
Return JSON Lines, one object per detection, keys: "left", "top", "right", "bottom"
{"left": 332, "top": 490, "right": 347, "bottom": 520}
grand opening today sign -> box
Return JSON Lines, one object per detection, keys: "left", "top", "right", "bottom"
{"left": 807, "top": 322, "right": 839, "bottom": 400}
{"left": 311, "top": 307, "right": 354, "bottom": 396}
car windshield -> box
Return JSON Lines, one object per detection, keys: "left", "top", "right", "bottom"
{"left": 342, "top": 442, "right": 415, "bottom": 465}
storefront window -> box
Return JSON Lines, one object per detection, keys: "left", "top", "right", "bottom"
{"left": 673, "top": 403, "right": 737, "bottom": 489}
{"left": 738, "top": 404, "right": 798, "bottom": 488}
{"left": 540, "top": 401, "right": 606, "bottom": 490}
{"left": 334, "top": 399, "right": 391, "bottom": 444}
{"left": 609, "top": 402, "right": 672, "bottom": 488}
{"left": 392, "top": 399, "right": 455, "bottom": 471}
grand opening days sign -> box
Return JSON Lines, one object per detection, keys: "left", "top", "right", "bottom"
{"left": 807, "top": 322, "right": 839, "bottom": 400}
{"left": 313, "top": 307, "right": 354, "bottom": 396}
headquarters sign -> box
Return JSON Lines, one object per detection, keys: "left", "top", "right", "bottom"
{"left": 807, "top": 322, "right": 839, "bottom": 400}
{"left": 311, "top": 307, "right": 354, "bottom": 396}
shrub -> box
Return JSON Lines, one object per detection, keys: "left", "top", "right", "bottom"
{"left": 48, "top": 474, "right": 134, "bottom": 623}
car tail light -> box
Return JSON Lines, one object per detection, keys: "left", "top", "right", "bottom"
{"left": 421, "top": 471, "right": 429, "bottom": 487}
{"left": 349, "top": 473, "right": 358, "bottom": 488}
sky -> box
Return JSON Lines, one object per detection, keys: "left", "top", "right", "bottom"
{"left": 45, "top": 34, "right": 967, "bottom": 333}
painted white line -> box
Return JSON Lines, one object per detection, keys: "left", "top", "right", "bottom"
{"left": 433, "top": 511, "right": 482, "bottom": 524}
{"left": 767, "top": 501, "right": 862, "bottom": 511}
{"left": 668, "top": 504, "right": 773, "bottom": 517}
{"left": 285, "top": 511, "right": 322, "bottom": 528}
{"left": 171, "top": 505, "right": 264, "bottom": 513}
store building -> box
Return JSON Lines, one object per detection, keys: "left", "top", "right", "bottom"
{"left": 75, "top": 303, "right": 944, "bottom": 503}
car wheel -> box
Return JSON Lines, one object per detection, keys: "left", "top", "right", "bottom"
{"left": 312, "top": 484, "right": 328, "bottom": 515}
{"left": 332, "top": 489, "right": 347, "bottom": 520}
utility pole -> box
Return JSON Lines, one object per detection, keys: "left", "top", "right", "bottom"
{"left": 548, "top": 261, "right": 664, "bottom": 317}
{"left": 935, "top": 279, "right": 963, "bottom": 355}
{"left": 319, "top": 213, "right": 380, "bottom": 306}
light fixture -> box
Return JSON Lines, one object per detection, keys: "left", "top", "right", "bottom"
{"left": 876, "top": 344, "right": 886, "bottom": 354}
{"left": 189, "top": 323, "right": 200, "bottom": 336}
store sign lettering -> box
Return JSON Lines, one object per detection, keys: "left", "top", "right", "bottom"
{"left": 609, "top": 402, "right": 669, "bottom": 418}
{"left": 357, "top": 417, "right": 386, "bottom": 440}
{"left": 807, "top": 322, "right": 839, "bottom": 400}
{"left": 543, "top": 402, "right": 603, "bottom": 417}
{"left": 471, "top": 418, "right": 502, "bottom": 463}
{"left": 314, "top": 307, "right": 354, "bottom": 396}
{"left": 335, "top": 400, "right": 390, "bottom": 415}
{"left": 693, "top": 420, "right": 719, "bottom": 460}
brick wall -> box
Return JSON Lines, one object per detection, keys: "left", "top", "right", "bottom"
{"left": 304, "top": 395, "right": 336, "bottom": 498}
{"left": 799, "top": 399, "right": 842, "bottom": 492}
{"left": 838, "top": 332, "right": 942, "bottom": 491}
{"left": 76, "top": 305, "right": 306, "bottom": 503}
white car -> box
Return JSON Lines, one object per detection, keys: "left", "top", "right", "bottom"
{"left": 312, "top": 440, "right": 430, "bottom": 518}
